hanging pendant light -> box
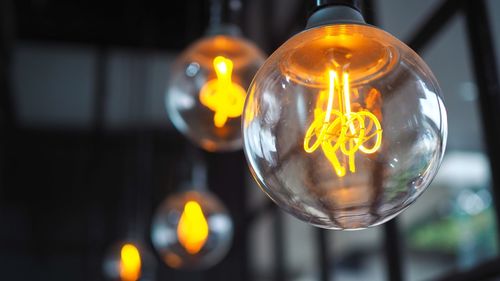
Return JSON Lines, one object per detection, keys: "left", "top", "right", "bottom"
{"left": 151, "top": 189, "right": 233, "bottom": 269}
{"left": 242, "top": 0, "right": 447, "bottom": 229}
{"left": 151, "top": 155, "right": 233, "bottom": 269}
{"left": 166, "top": 0, "right": 266, "bottom": 152}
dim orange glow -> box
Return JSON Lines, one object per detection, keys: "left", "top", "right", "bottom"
{"left": 304, "top": 69, "right": 382, "bottom": 177}
{"left": 119, "top": 244, "right": 141, "bottom": 281}
{"left": 199, "top": 56, "right": 246, "bottom": 128}
{"left": 177, "top": 201, "right": 209, "bottom": 254}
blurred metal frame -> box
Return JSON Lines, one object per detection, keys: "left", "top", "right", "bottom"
{"left": 463, "top": 0, "right": 500, "bottom": 246}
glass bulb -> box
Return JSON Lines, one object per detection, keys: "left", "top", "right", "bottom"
{"left": 103, "top": 242, "right": 143, "bottom": 281}
{"left": 151, "top": 190, "right": 233, "bottom": 269}
{"left": 166, "top": 35, "right": 266, "bottom": 152}
{"left": 243, "top": 24, "right": 447, "bottom": 230}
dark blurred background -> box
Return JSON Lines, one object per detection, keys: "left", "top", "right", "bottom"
{"left": 1, "top": 0, "right": 500, "bottom": 280}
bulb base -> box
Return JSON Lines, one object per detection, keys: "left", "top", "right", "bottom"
{"left": 306, "top": 5, "right": 365, "bottom": 29}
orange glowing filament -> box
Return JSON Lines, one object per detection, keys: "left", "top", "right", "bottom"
{"left": 119, "top": 244, "right": 141, "bottom": 281}
{"left": 177, "top": 201, "right": 209, "bottom": 254}
{"left": 199, "top": 56, "right": 246, "bottom": 128}
{"left": 304, "top": 69, "right": 382, "bottom": 177}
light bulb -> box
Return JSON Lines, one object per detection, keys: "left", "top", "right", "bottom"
{"left": 177, "top": 201, "right": 209, "bottom": 254}
{"left": 166, "top": 34, "right": 266, "bottom": 152}
{"left": 242, "top": 10, "right": 447, "bottom": 230}
{"left": 151, "top": 190, "right": 233, "bottom": 269}
{"left": 119, "top": 244, "right": 142, "bottom": 281}
{"left": 103, "top": 242, "right": 142, "bottom": 281}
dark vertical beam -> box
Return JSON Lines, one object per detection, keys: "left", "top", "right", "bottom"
{"left": 406, "top": 0, "right": 461, "bottom": 53}
{"left": 82, "top": 47, "right": 108, "bottom": 281}
{"left": 0, "top": 0, "right": 16, "bottom": 131}
{"left": 317, "top": 229, "right": 330, "bottom": 281}
{"left": 262, "top": 0, "right": 275, "bottom": 53}
{"left": 132, "top": 55, "right": 158, "bottom": 281}
{"left": 274, "top": 210, "right": 286, "bottom": 281}
{"left": 383, "top": 220, "right": 404, "bottom": 281}
{"left": 0, "top": 0, "right": 16, "bottom": 200}
{"left": 464, "top": 0, "right": 500, "bottom": 242}
{"left": 93, "top": 48, "right": 108, "bottom": 133}
{"left": 205, "top": 151, "right": 248, "bottom": 281}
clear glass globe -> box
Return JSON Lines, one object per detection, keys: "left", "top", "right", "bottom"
{"left": 243, "top": 24, "right": 447, "bottom": 230}
{"left": 166, "top": 34, "right": 266, "bottom": 152}
{"left": 151, "top": 190, "right": 233, "bottom": 269}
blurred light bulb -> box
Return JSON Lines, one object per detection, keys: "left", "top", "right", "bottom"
{"left": 103, "top": 242, "right": 143, "bottom": 281}
{"left": 120, "top": 244, "right": 141, "bottom": 281}
{"left": 242, "top": 8, "right": 447, "bottom": 230}
{"left": 166, "top": 34, "right": 266, "bottom": 152}
{"left": 151, "top": 190, "right": 233, "bottom": 269}
{"left": 177, "top": 201, "right": 209, "bottom": 254}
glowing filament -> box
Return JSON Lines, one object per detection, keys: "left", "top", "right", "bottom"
{"left": 177, "top": 201, "right": 209, "bottom": 254}
{"left": 304, "top": 70, "right": 383, "bottom": 177}
{"left": 119, "top": 244, "right": 141, "bottom": 281}
{"left": 199, "top": 56, "right": 246, "bottom": 128}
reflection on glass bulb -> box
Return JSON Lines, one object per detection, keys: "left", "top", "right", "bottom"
{"left": 199, "top": 56, "right": 246, "bottom": 128}
{"left": 304, "top": 69, "right": 382, "bottom": 177}
{"left": 119, "top": 244, "right": 141, "bottom": 281}
{"left": 177, "top": 201, "right": 209, "bottom": 254}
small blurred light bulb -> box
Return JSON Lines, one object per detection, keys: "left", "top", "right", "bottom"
{"left": 103, "top": 242, "right": 143, "bottom": 281}
{"left": 166, "top": 31, "right": 265, "bottom": 152}
{"left": 151, "top": 190, "right": 233, "bottom": 269}
{"left": 119, "top": 244, "right": 141, "bottom": 281}
{"left": 177, "top": 201, "right": 210, "bottom": 254}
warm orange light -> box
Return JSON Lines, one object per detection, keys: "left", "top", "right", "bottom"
{"left": 119, "top": 244, "right": 141, "bottom": 281}
{"left": 177, "top": 201, "right": 209, "bottom": 254}
{"left": 304, "top": 69, "right": 382, "bottom": 177}
{"left": 199, "top": 56, "right": 246, "bottom": 128}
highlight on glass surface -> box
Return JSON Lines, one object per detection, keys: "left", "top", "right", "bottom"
{"left": 242, "top": 6, "right": 447, "bottom": 230}
{"left": 103, "top": 242, "right": 142, "bottom": 281}
{"left": 166, "top": 33, "right": 266, "bottom": 152}
{"left": 151, "top": 190, "right": 233, "bottom": 269}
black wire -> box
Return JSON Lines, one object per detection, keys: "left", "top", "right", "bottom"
{"left": 208, "top": 0, "right": 243, "bottom": 26}
{"left": 310, "top": 0, "right": 362, "bottom": 14}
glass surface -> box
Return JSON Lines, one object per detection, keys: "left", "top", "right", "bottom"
{"left": 243, "top": 24, "right": 447, "bottom": 230}
{"left": 166, "top": 35, "right": 266, "bottom": 152}
{"left": 151, "top": 190, "right": 233, "bottom": 269}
